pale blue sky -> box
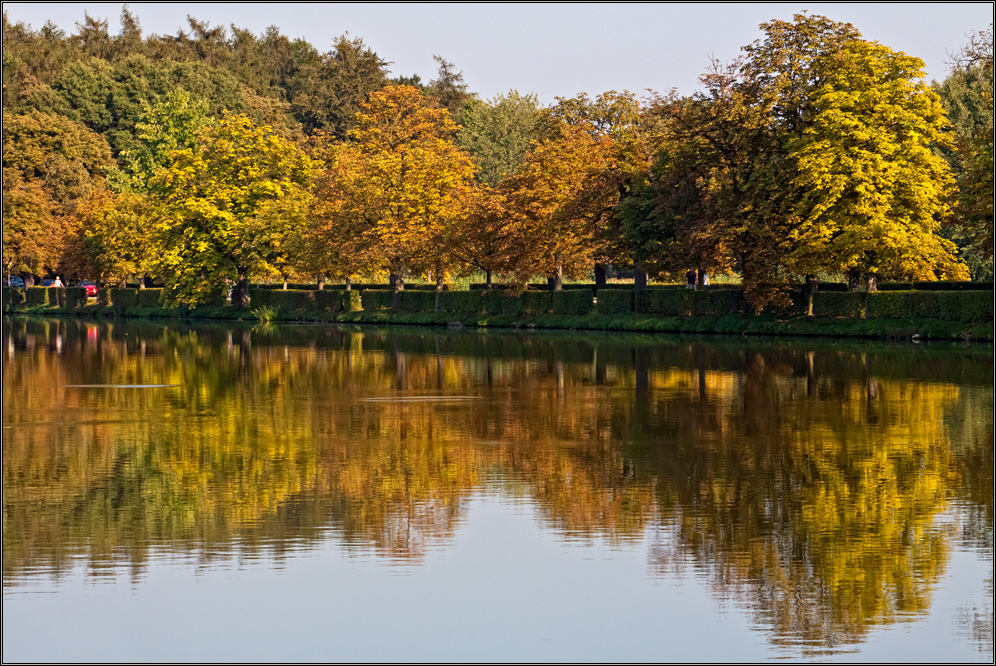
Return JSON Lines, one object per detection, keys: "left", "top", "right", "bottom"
{"left": 3, "top": 2, "right": 992, "bottom": 104}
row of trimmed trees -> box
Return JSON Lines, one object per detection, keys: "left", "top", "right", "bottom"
{"left": 4, "top": 14, "right": 993, "bottom": 311}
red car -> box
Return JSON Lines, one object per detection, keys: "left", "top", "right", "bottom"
{"left": 79, "top": 281, "right": 98, "bottom": 297}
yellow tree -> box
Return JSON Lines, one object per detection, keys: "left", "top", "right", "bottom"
{"left": 311, "top": 85, "right": 476, "bottom": 293}
{"left": 791, "top": 39, "right": 968, "bottom": 287}
{"left": 149, "top": 112, "right": 317, "bottom": 307}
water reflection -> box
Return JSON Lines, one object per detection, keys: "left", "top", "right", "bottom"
{"left": 2, "top": 316, "right": 992, "bottom": 657}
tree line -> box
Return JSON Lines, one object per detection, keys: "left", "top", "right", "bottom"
{"left": 3, "top": 10, "right": 992, "bottom": 311}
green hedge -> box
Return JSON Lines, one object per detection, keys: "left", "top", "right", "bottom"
{"left": 867, "top": 290, "right": 994, "bottom": 322}
{"left": 551, "top": 290, "right": 593, "bottom": 315}
{"left": 110, "top": 288, "right": 138, "bottom": 308}
{"left": 64, "top": 288, "right": 88, "bottom": 309}
{"left": 595, "top": 289, "right": 633, "bottom": 315}
{"left": 25, "top": 287, "right": 49, "bottom": 305}
{"left": 437, "top": 290, "right": 481, "bottom": 314}
{"left": 360, "top": 289, "right": 394, "bottom": 311}
{"left": 3, "top": 287, "right": 26, "bottom": 309}
{"left": 690, "top": 290, "right": 743, "bottom": 316}
{"left": 137, "top": 288, "right": 163, "bottom": 308}
{"left": 342, "top": 290, "right": 362, "bottom": 312}
{"left": 813, "top": 292, "right": 865, "bottom": 319}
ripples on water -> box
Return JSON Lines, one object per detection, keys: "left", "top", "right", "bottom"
{"left": 2, "top": 317, "right": 992, "bottom": 662}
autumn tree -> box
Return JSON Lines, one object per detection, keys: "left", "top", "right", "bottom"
{"left": 311, "top": 85, "right": 476, "bottom": 293}
{"left": 791, "top": 39, "right": 966, "bottom": 287}
{"left": 501, "top": 119, "right": 617, "bottom": 289}
{"left": 148, "top": 112, "right": 317, "bottom": 307}
{"left": 2, "top": 110, "right": 113, "bottom": 282}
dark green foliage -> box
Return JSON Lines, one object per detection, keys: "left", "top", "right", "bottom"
{"left": 3, "top": 287, "right": 27, "bottom": 309}
{"left": 521, "top": 291, "right": 552, "bottom": 315}
{"left": 137, "top": 288, "right": 163, "bottom": 307}
{"left": 690, "top": 290, "right": 744, "bottom": 316}
{"left": 109, "top": 287, "right": 138, "bottom": 308}
{"left": 595, "top": 289, "right": 633, "bottom": 315}
{"left": 437, "top": 290, "right": 482, "bottom": 314}
{"left": 45, "top": 287, "right": 65, "bottom": 306}
{"left": 64, "top": 287, "right": 88, "bottom": 309}
{"left": 867, "top": 290, "right": 994, "bottom": 322}
{"left": 812, "top": 292, "right": 865, "bottom": 318}
{"left": 636, "top": 289, "right": 690, "bottom": 316}
{"left": 97, "top": 289, "right": 112, "bottom": 306}
{"left": 481, "top": 290, "right": 524, "bottom": 315}
{"left": 342, "top": 290, "right": 362, "bottom": 312}
{"left": 550, "top": 290, "right": 593, "bottom": 315}
{"left": 313, "top": 289, "right": 343, "bottom": 314}
{"left": 360, "top": 289, "right": 394, "bottom": 311}
{"left": 399, "top": 290, "right": 437, "bottom": 312}
{"left": 25, "top": 287, "right": 50, "bottom": 305}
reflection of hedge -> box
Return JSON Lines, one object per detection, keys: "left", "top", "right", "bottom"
{"left": 65, "top": 288, "right": 88, "bottom": 309}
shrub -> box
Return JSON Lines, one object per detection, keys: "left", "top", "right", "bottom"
{"left": 110, "top": 288, "right": 139, "bottom": 308}
{"left": 313, "top": 289, "right": 343, "bottom": 314}
{"left": 64, "top": 287, "right": 88, "bottom": 310}
{"left": 97, "top": 289, "right": 112, "bottom": 306}
{"left": 551, "top": 290, "right": 593, "bottom": 315}
{"left": 399, "top": 290, "right": 436, "bottom": 312}
{"left": 690, "top": 290, "right": 743, "bottom": 316}
{"left": 521, "top": 290, "right": 552, "bottom": 314}
{"left": 437, "top": 290, "right": 480, "bottom": 313}
{"left": 3, "top": 287, "right": 26, "bottom": 309}
{"left": 361, "top": 289, "right": 394, "bottom": 311}
{"left": 26, "top": 287, "right": 50, "bottom": 306}
{"left": 595, "top": 289, "right": 633, "bottom": 315}
{"left": 812, "top": 292, "right": 865, "bottom": 318}
{"left": 342, "top": 290, "right": 362, "bottom": 312}
{"left": 637, "top": 289, "right": 690, "bottom": 316}
{"left": 137, "top": 288, "right": 163, "bottom": 308}
{"left": 481, "top": 290, "right": 523, "bottom": 315}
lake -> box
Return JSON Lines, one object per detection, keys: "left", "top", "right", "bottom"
{"left": 2, "top": 316, "right": 992, "bottom": 662}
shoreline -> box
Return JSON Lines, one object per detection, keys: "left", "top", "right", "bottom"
{"left": 4, "top": 303, "right": 992, "bottom": 343}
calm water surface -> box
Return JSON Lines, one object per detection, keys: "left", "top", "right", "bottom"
{"left": 2, "top": 317, "right": 992, "bottom": 662}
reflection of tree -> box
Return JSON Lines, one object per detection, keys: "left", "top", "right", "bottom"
{"left": 637, "top": 357, "right": 963, "bottom": 653}
{"left": 2, "top": 317, "right": 991, "bottom": 655}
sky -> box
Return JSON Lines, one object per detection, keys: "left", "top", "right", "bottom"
{"left": 3, "top": 2, "right": 992, "bottom": 104}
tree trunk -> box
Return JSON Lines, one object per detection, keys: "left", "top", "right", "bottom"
{"left": 866, "top": 272, "right": 878, "bottom": 293}
{"left": 485, "top": 269, "right": 492, "bottom": 290}
{"left": 553, "top": 263, "right": 563, "bottom": 291}
{"left": 805, "top": 274, "right": 818, "bottom": 316}
{"left": 345, "top": 276, "right": 352, "bottom": 291}
{"left": 317, "top": 274, "right": 325, "bottom": 290}
{"left": 594, "top": 262, "right": 607, "bottom": 288}
{"left": 634, "top": 267, "right": 648, "bottom": 290}
{"left": 695, "top": 267, "right": 704, "bottom": 291}
{"left": 282, "top": 275, "right": 288, "bottom": 290}
{"left": 235, "top": 266, "right": 250, "bottom": 308}
{"left": 434, "top": 277, "right": 444, "bottom": 312}
{"left": 392, "top": 271, "right": 404, "bottom": 309}
{"left": 847, "top": 268, "right": 861, "bottom": 292}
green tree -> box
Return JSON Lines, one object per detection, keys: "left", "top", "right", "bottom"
{"left": 456, "top": 90, "right": 542, "bottom": 186}
{"left": 149, "top": 112, "right": 317, "bottom": 307}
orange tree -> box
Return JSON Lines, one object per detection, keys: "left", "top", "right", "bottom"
{"left": 310, "top": 85, "right": 476, "bottom": 292}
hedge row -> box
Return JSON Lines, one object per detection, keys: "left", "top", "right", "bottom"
{"left": 4, "top": 286, "right": 992, "bottom": 324}
{"left": 359, "top": 288, "right": 594, "bottom": 316}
